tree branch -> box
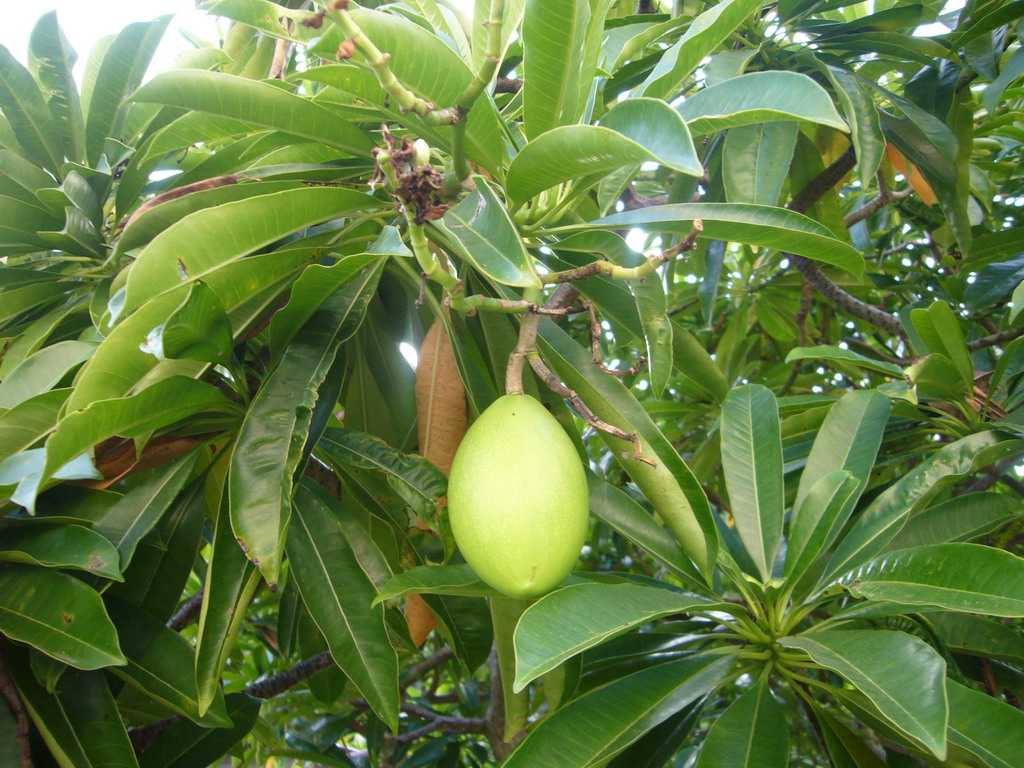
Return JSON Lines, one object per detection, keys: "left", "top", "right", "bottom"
{"left": 966, "top": 325, "right": 1024, "bottom": 352}
{"left": 167, "top": 589, "right": 204, "bottom": 632}
{"left": 0, "top": 646, "right": 32, "bottom": 768}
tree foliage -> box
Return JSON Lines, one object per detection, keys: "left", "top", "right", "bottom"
{"left": 1, "top": 0, "right": 1023, "bottom": 766}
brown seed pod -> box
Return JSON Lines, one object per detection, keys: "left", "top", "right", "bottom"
{"left": 415, "top": 318, "right": 467, "bottom": 478}
{"left": 404, "top": 593, "right": 436, "bottom": 647}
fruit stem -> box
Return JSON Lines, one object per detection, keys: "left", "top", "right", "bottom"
{"left": 505, "top": 287, "right": 544, "bottom": 394}
{"left": 489, "top": 596, "right": 530, "bottom": 744}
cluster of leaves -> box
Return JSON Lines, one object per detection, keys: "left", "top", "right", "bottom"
{"left": 0, "top": 0, "right": 1023, "bottom": 766}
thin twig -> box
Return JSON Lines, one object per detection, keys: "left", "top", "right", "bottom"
{"left": 0, "top": 647, "right": 32, "bottom": 768}
{"left": 966, "top": 325, "right": 1024, "bottom": 352}
{"left": 585, "top": 299, "right": 644, "bottom": 376}
{"left": 843, "top": 173, "right": 913, "bottom": 227}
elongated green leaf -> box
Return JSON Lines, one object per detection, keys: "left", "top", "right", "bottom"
{"left": 693, "top": 679, "right": 788, "bottom": 768}
{"left": 784, "top": 470, "right": 861, "bottom": 582}
{"left": 504, "top": 654, "right": 736, "bottom": 768}
{"left": 536, "top": 318, "right": 717, "bottom": 576}
{"left": 195, "top": 499, "right": 261, "bottom": 715}
{"left": 0, "top": 563, "right": 125, "bottom": 669}
{"left": 721, "top": 385, "right": 784, "bottom": 580}
{"left": 794, "top": 389, "right": 890, "bottom": 514}
{"left": 824, "top": 65, "right": 885, "bottom": 188}
{"left": 229, "top": 261, "right": 383, "bottom": 586}
{"left": 887, "top": 492, "right": 1022, "bottom": 549}
{"left": 522, "top": 0, "right": 590, "bottom": 138}
{"left": 84, "top": 16, "right": 169, "bottom": 165}
{"left": 69, "top": 249, "right": 315, "bottom": 411}
{"left": 0, "top": 389, "right": 69, "bottom": 463}
{"left": 0, "top": 341, "right": 94, "bottom": 409}
{"left": 375, "top": 564, "right": 500, "bottom": 604}
{"left": 288, "top": 483, "right": 399, "bottom": 729}
{"left": 909, "top": 301, "right": 973, "bottom": 388}
{"left": 815, "top": 704, "right": 890, "bottom": 768}
{"left": 930, "top": 612, "right": 1024, "bottom": 662}
{"left": 92, "top": 448, "right": 202, "bottom": 569}
{"left": 946, "top": 680, "right": 1024, "bottom": 768}
{"left": 137, "top": 692, "right": 260, "bottom": 768}
{"left": 0, "top": 45, "right": 64, "bottom": 174}
{"left": 42, "top": 378, "right": 227, "bottom": 483}
{"left": 268, "top": 252, "right": 386, "bottom": 357}
{"left": 132, "top": 69, "right": 374, "bottom": 157}
{"left": 436, "top": 176, "right": 540, "bottom": 287}
{"left": 837, "top": 543, "right": 1024, "bottom": 617}
{"left": 143, "top": 281, "right": 233, "bottom": 365}
{"left": 780, "top": 630, "right": 947, "bottom": 758}
{"left": 318, "top": 428, "right": 446, "bottom": 518}
{"left": 9, "top": 660, "right": 139, "bottom": 768}
{"left": 640, "top": 0, "right": 765, "bottom": 98}
{"left": 508, "top": 99, "right": 701, "bottom": 205}
{"left": 29, "top": 11, "right": 84, "bottom": 164}
{"left": 0, "top": 525, "right": 122, "bottom": 580}
{"left": 821, "top": 433, "right": 1024, "bottom": 585}
{"left": 786, "top": 345, "right": 902, "bottom": 377}
{"left": 587, "top": 473, "right": 704, "bottom": 588}
{"left": 514, "top": 583, "right": 726, "bottom": 691}
{"left": 550, "top": 203, "right": 864, "bottom": 276}
{"left": 632, "top": 275, "right": 673, "bottom": 399}
{"left": 724, "top": 121, "right": 798, "bottom": 206}
{"left": 123, "top": 187, "right": 381, "bottom": 315}
{"left": 677, "top": 70, "right": 849, "bottom": 136}
{"left": 105, "top": 598, "right": 230, "bottom": 726}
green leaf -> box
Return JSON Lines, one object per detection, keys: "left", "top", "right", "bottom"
{"left": 815, "top": 704, "right": 890, "bottom": 768}
{"left": 288, "top": 482, "right": 399, "bottom": 729}
{"left": 794, "top": 389, "right": 891, "bottom": 514}
{"left": 678, "top": 70, "right": 850, "bottom": 136}
{"left": 781, "top": 630, "right": 947, "bottom": 758}
{"left": 229, "top": 261, "right": 383, "bottom": 586}
{"left": 436, "top": 176, "right": 540, "bottom": 287}
{"left": 723, "top": 122, "right": 799, "bottom": 206}
{"left": 587, "top": 473, "right": 705, "bottom": 588}
{"left": 536, "top": 319, "right": 718, "bottom": 577}
{"left": 693, "top": 679, "right": 789, "bottom": 768}
{"left": 0, "top": 44, "right": 64, "bottom": 175}
{"left": 551, "top": 203, "right": 864, "bottom": 276}
{"left": 0, "top": 525, "right": 122, "bottom": 580}
{"left": 105, "top": 598, "right": 230, "bottom": 727}
{"left": 640, "top": 0, "right": 764, "bottom": 99}
{"left": 984, "top": 46, "right": 1024, "bottom": 115}
{"left": 84, "top": 16, "right": 171, "bottom": 166}
{"left": 720, "top": 385, "right": 784, "bottom": 580}
{"left": 909, "top": 301, "right": 973, "bottom": 388}
{"left": 0, "top": 389, "right": 69, "bottom": 463}
{"left": 195, "top": 498, "right": 261, "bottom": 716}
{"left": 837, "top": 543, "right": 1024, "bottom": 617}
{"left": 784, "top": 470, "right": 861, "bottom": 582}
{"left": 137, "top": 692, "right": 261, "bottom": 768}
{"left": 8, "top": 659, "right": 139, "bottom": 768}
{"left": 375, "top": 564, "right": 501, "bottom": 604}
{"left": 0, "top": 341, "right": 94, "bottom": 409}
{"left": 131, "top": 69, "right": 374, "bottom": 158}
{"left": 42, "top": 377, "right": 227, "bottom": 483}
{"left": 946, "top": 679, "right": 1024, "bottom": 768}
{"left": 29, "top": 11, "right": 85, "bottom": 164}
{"left": 631, "top": 274, "right": 673, "bottom": 399}
{"left": 785, "top": 345, "right": 903, "bottom": 377}
{"left": 141, "top": 280, "right": 233, "bottom": 365}
{"left": 122, "top": 187, "right": 381, "bottom": 316}
{"left": 824, "top": 65, "right": 885, "bottom": 188}
{"left": 513, "top": 583, "right": 726, "bottom": 692}
{"left": 504, "top": 654, "right": 736, "bottom": 768}
{"left": 92, "top": 448, "right": 202, "bottom": 570}
{"left": 522, "top": 0, "right": 591, "bottom": 138}
{"left": 887, "top": 492, "right": 1021, "bottom": 549}
{"left": 268, "top": 253, "right": 387, "bottom": 357}
{"left": 318, "top": 428, "right": 446, "bottom": 518}
{"left": 509, "top": 99, "right": 702, "bottom": 206}
{"left": 0, "top": 563, "right": 125, "bottom": 669}
{"left": 929, "top": 612, "right": 1024, "bottom": 663}
{"left": 821, "top": 433, "right": 1024, "bottom": 585}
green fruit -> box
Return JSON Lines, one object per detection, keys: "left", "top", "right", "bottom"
{"left": 447, "top": 394, "right": 589, "bottom": 599}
